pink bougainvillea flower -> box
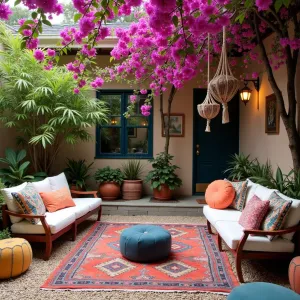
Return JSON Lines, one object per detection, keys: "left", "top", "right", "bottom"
{"left": 33, "top": 49, "right": 45, "bottom": 62}
{"left": 255, "top": 0, "right": 272, "bottom": 11}
{"left": 90, "top": 77, "right": 104, "bottom": 88}
{"left": 0, "top": 3, "right": 12, "bottom": 20}
{"left": 73, "top": 88, "right": 80, "bottom": 94}
{"left": 47, "top": 48, "right": 56, "bottom": 57}
{"left": 129, "top": 95, "right": 137, "bottom": 103}
{"left": 252, "top": 72, "right": 259, "bottom": 79}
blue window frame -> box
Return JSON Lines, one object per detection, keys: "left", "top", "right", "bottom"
{"left": 95, "top": 90, "right": 153, "bottom": 159}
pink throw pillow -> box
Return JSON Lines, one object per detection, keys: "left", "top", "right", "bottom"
{"left": 239, "top": 195, "right": 270, "bottom": 230}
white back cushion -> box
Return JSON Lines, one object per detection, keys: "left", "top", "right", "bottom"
{"left": 245, "top": 179, "right": 258, "bottom": 205}
{"left": 276, "top": 192, "right": 300, "bottom": 241}
{"left": 31, "top": 178, "right": 52, "bottom": 193}
{"left": 48, "top": 172, "right": 70, "bottom": 195}
{"left": 255, "top": 185, "right": 278, "bottom": 200}
{"left": 1, "top": 182, "right": 27, "bottom": 223}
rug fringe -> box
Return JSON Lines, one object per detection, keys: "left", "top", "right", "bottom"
{"left": 40, "top": 287, "right": 229, "bottom": 295}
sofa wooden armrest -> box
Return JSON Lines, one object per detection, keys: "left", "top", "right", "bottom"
{"left": 243, "top": 224, "right": 300, "bottom": 236}
{"left": 70, "top": 190, "right": 98, "bottom": 198}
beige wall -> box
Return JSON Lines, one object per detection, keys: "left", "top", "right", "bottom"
{"left": 53, "top": 55, "right": 196, "bottom": 195}
{"left": 239, "top": 35, "right": 300, "bottom": 174}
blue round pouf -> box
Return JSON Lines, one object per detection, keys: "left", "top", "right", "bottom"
{"left": 228, "top": 282, "right": 300, "bottom": 300}
{"left": 120, "top": 225, "right": 171, "bottom": 263}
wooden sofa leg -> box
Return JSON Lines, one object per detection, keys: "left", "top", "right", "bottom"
{"left": 207, "top": 220, "right": 213, "bottom": 234}
{"left": 235, "top": 253, "right": 244, "bottom": 283}
{"left": 217, "top": 234, "right": 223, "bottom": 252}
{"left": 97, "top": 206, "right": 102, "bottom": 222}
{"left": 44, "top": 238, "right": 53, "bottom": 261}
{"left": 72, "top": 222, "right": 77, "bottom": 241}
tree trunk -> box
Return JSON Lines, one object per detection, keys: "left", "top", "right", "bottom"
{"left": 159, "top": 85, "right": 177, "bottom": 155}
{"left": 253, "top": 13, "right": 300, "bottom": 171}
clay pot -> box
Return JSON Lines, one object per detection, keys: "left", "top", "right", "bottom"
{"left": 98, "top": 182, "right": 120, "bottom": 200}
{"left": 70, "top": 185, "right": 84, "bottom": 191}
{"left": 122, "top": 180, "right": 143, "bottom": 200}
{"left": 153, "top": 184, "right": 172, "bottom": 200}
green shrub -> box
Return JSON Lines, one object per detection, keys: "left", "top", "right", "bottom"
{"left": 94, "top": 167, "right": 124, "bottom": 185}
{"left": 0, "top": 228, "right": 11, "bottom": 240}
{"left": 145, "top": 152, "right": 182, "bottom": 190}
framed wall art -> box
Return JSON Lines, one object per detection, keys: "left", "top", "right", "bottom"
{"left": 162, "top": 113, "right": 185, "bottom": 137}
{"left": 265, "top": 93, "right": 280, "bottom": 134}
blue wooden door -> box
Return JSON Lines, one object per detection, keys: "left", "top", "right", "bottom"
{"left": 193, "top": 89, "right": 239, "bottom": 194}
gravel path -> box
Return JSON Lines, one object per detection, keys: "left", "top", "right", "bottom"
{"left": 0, "top": 215, "right": 290, "bottom": 300}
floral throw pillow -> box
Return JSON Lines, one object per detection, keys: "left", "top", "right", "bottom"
{"left": 261, "top": 191, "right": 293, "bottom": 241}
{"left": 11, "top": 184, "right": 46, "bottom": 225}
{"left": 226, "top": 180, "right": 248, "bottom": 211}
{"left": 239, "top": 195, "right": 270, "bottom": 230}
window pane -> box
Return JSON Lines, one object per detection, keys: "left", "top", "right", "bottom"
{"left": 127, "top": 116, "right": 148, "bottom": 126}
{"left": 100, "top": 127, "right": 121, "bottom": 154}
{"left": 130, "top": 94, "right": 149, "bottom": 115}
{"left": 99, "top": 94, "right": 121, "bottom": 115}
{"left": 127, "top": 128, "right": 148, "bottom": 154}
{"left": 108, "top": 117, "right": 121, "bottom": 126}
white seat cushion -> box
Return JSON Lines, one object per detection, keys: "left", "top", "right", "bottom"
{"left": 66, "top": 199, "right": 91, "bottom": 219}
{"left": 1, "top": 182, "right": 27, "bottom": 223}
{"left": 73, "top": 198, "right": 102, "bottom": 211}
{"left": 48, "top": 173, "right": 71, "bottom": 195}
{"left": 214, "top": 220, "right": 294, "bottom": 253}
{"left": 31, "top": 178, "right": 52, "bottom": 193}
{"left": 11, "top": 208, "right": 76, "bottom": 234}
{"left": 203, "top": 205, "right": 241, "bottom": 227}
{"left": 276, "top": 192, "right": 300, "bottom": 241}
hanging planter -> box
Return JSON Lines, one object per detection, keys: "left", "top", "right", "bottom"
{"left": 209, "top": 27, "right": 240, "bottom": 124}
{"left": 198, "top": 33, "right": 220, "bottom": 132}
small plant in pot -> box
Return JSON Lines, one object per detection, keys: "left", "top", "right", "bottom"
{"left": 122, "top": 160, "right": 144, "bottom": 200}
{"left": 64, "top": 159, "right": 94, "bottom": 191}
{"left": 94, "top": 167, "right": 124, "bottom": 200}
{"left": 146, "top": 152, "right": 182, "bottom": 200}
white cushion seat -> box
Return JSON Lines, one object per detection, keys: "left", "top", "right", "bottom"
{"left": 11, "top": 209, "right": 76, "bottom": 235}
{"left": 214, "top": 220, "right": 294, "bottom": 253}
{"left": 203, "top": 205, "right": 242, "bottom": 226}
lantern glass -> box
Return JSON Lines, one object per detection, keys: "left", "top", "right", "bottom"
{"left": 240, "top": 85, "right": 252, "bottom": 105}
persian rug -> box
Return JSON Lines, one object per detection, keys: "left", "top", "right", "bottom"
{"left": 41, "top": 222, "right": 239, "bottom": 293}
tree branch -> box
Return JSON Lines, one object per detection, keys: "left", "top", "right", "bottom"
{"left": 254, "top": 9, "right": 282, "bottom": 37}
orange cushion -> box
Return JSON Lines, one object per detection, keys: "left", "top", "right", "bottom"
{"left": 39, "top": 187, "right": 75, "bottom": 212}
{"left": 205, "top": 180, "right": 235, "bottom": 209}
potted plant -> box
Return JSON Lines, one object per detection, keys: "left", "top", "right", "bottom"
{"left": 94, "top": 167, "right": 124, "bottom": 200}
{"left": 64, "top": 159, "right": 94, "bottom": 191}
{"left": 122, "top": 160, "right": 144, "bottom": 200}
{"left": 146, "top": 152, "right": 182, "bottom": 200}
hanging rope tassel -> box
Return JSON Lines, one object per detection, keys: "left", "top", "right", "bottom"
{"left": 222, "top": 103, "right": 229, "bottom": 124}
{"left": 205, "top": 119, "right": 211, "bottom": 132}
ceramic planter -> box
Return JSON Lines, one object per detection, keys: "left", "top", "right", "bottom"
{"left": 122, "top": 180, "right": 143, "bottom": 200}
{"left": 98, "top": 182, "right": 120, "bottom": 200}
{"left": 153, "top": 184, "right": 172, "bottom": 200}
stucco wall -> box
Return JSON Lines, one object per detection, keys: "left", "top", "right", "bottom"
{"left": 53, "top": 55, "right": 195, "bottom": 195}
{"left": 239, "top": 35, "right": 300, "bottom": 174}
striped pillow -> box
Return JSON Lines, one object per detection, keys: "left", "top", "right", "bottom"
{"left": 261, "top": 191, "right": 293, "bottom": 241}
{"left": 226, "top": 180, "right": 248, "bottom": 211}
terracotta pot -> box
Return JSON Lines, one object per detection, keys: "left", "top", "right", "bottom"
{"left": 153, "top": 184, "right": 172, "bottom": 200}
{"left": 98, "top": 182, "right": 120, "bottom": 200}
{"left": 122, "top": 180, "right": 143, "bottom": 200}
{"left": 70, "top": 185, "right": 84, "bottom": 191}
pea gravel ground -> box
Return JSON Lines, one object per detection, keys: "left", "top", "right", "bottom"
{"left": 0, "top": 215, "right": 291, "bottom": 300}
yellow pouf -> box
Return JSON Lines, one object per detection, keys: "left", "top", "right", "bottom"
{"left": 0, "top": 238, "right": 32, "bottom": 279}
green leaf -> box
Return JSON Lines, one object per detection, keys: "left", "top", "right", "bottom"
{"left": 74, "top": 13, "right": 82, "bottom": 23}
{"left": 172, "top": 15, "right": 179, "bottom": 27}
{"left": 31, "top": 11, "right": 38, "bottom": 19}
{"left": 14, "top": 0, "right": 22, "bottom": 6}
{"left": 42, "top": 19, "right": 52, "bottom": 27}
{"left": 16, "top": 149, "right": 26, "bottom": 163}
{"left": 274, "top": 0, "right": 283, "bottom": 12}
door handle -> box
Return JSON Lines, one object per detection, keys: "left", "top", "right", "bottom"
{"left": 196, "top": 144, "right": 200, "bottom": 156}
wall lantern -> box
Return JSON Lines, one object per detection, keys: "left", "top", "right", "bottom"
{"left": 240, "top": 78, "right": 260, "bottom": 109}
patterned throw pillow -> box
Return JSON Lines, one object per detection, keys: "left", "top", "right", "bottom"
{"left": 261, "top": 191, "right": 293, "bottom": 241}
{"left": 226, "top": 180, "right": 248, "bottom": 211}
{"left": 239, "top": 195, "right": 270, "bottom": 230}
{"left": 11, "top": 184, "right": 46, "bottom": 225}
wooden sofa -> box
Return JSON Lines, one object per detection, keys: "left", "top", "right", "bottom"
{"left": 204, "top": 179, "right": 300, "bottom": 283}
{"left": 1, "top": 173, "right": 102, "bottom": 260}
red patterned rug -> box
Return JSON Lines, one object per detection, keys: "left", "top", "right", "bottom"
{"left": 42, "top": 222, "right": 239, "bottom": 293}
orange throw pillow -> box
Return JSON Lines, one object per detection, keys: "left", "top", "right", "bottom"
{"left": 205, "top": 180, "right": 235, "bottom": 209}
{"left": 39, "top": 187, "right": 75, "bottom": 212}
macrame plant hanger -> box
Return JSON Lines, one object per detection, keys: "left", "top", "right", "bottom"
{"left": 197, "top": 33, "right": 220, "bottom": 132}
{"left": 209, "top": 26, "right": 239, "bottom": 124}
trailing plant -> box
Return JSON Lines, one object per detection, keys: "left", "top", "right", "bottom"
{"left": 0, "top": 148, "right": 46, "bottom": 187}
{"left": 0, "top": 228, "right": 11, "bottom": 240}
{"left": 285, "top": 169, "right": 300, "bottom": 199}
{"left": 94, "top": 167, "right": 124, "bottom": 185}
{"left": 145, "top": 152, "right": 182, "bottom": 191}
{"left": 64, "top": 159, "right": 94, "bottom": 190}
{"left": 0, "top": 25, "right": 108, "bottom": 174}
{"left": 122, "top": 160, "right": 144, "bottom": 180}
